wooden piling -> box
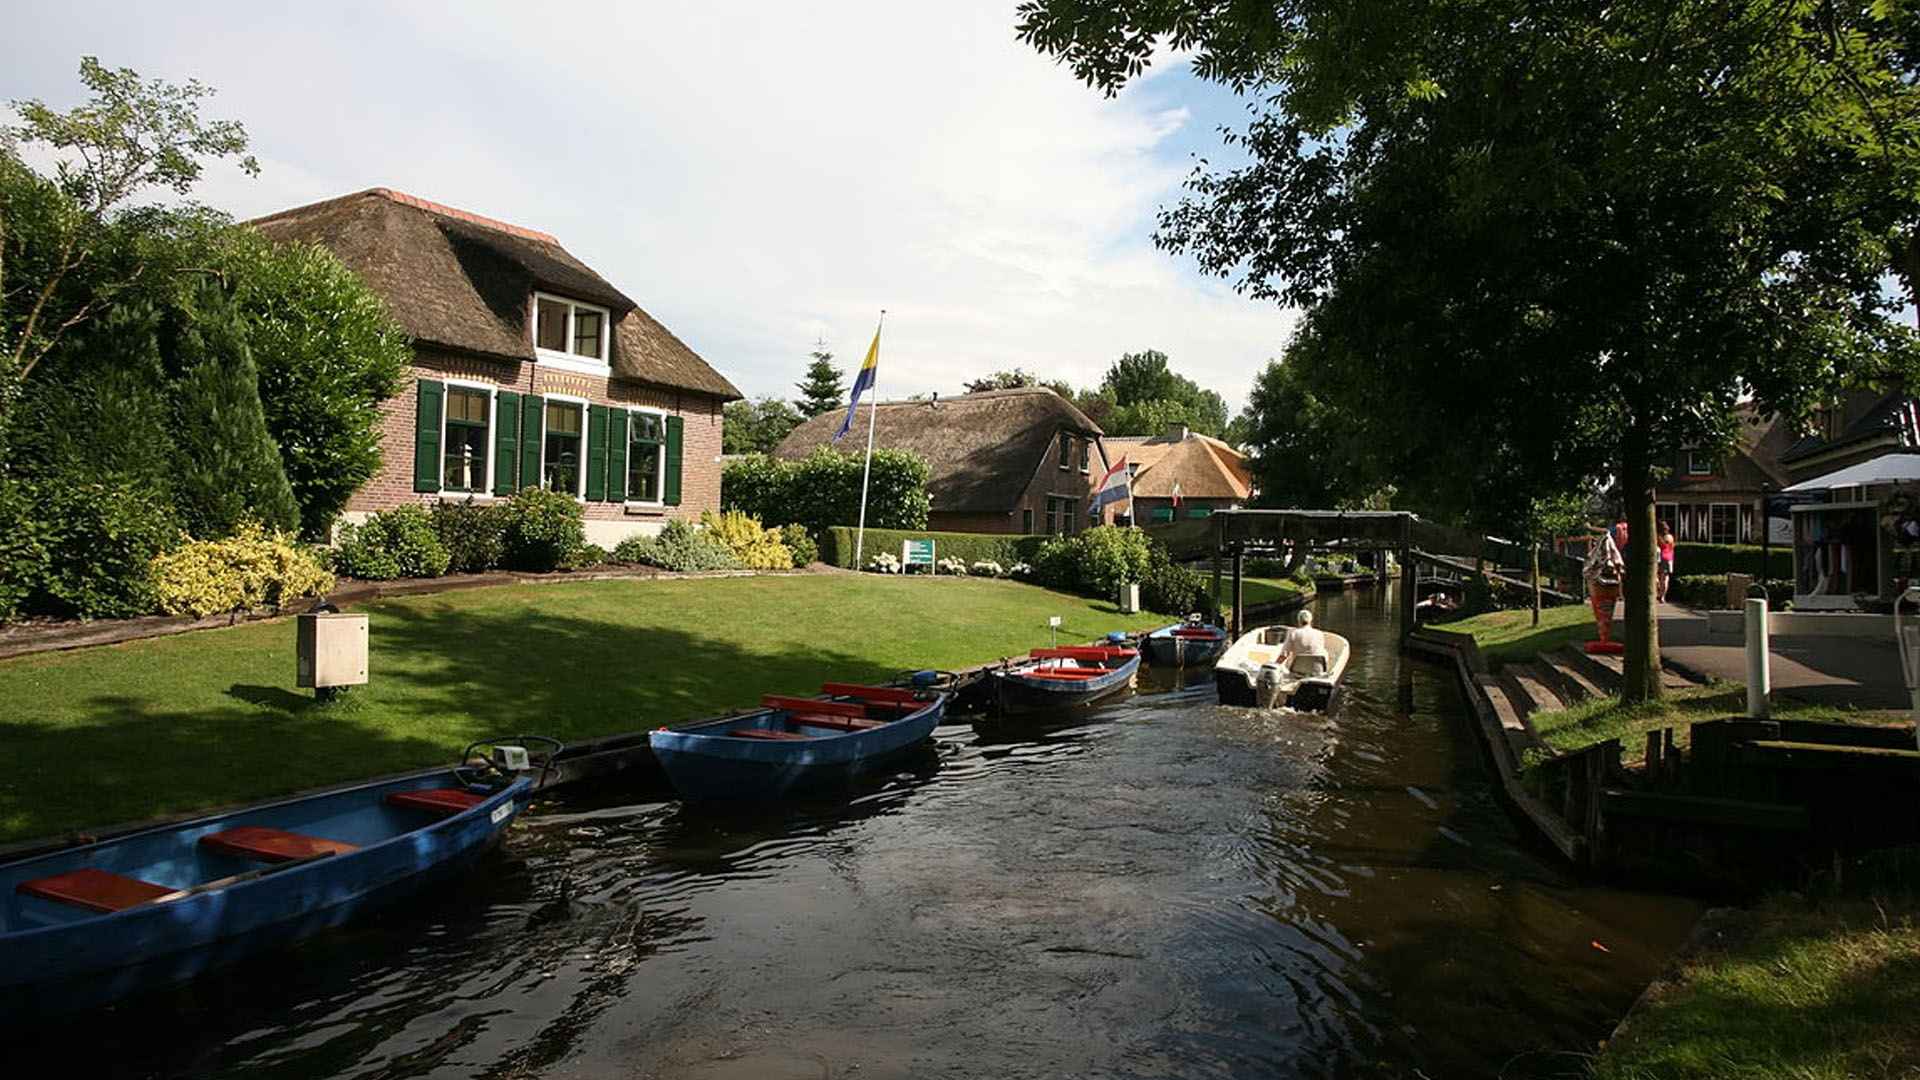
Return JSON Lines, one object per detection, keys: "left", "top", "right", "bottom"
{"left": 1231, "top": 547, "right": 1245, "bottom": 641}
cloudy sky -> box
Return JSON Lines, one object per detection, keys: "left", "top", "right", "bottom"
{"left": 7, "top": 2, "right": 1297, "bottom": 411}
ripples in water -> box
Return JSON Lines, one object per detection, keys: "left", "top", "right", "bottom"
{"left": 12, "top": 589, "right": 1698, "bottom": 1079}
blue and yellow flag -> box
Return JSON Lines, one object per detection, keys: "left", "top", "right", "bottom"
{"left": 833, "top": 323, "right": 882, "bottom": 441}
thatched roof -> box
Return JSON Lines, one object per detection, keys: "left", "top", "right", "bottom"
{"left": 1105, "top": 428, "right": 1253, "bottom": 500}
{"left": 247, "top": 188, "right": 740, "bottom": 399}
{"left": 774, "top": 387, "right": 1104, "bottom": 513}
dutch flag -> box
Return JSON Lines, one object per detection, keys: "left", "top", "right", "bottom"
{"left": 1090, "top": 456, "right": 1130, "bottom": 518}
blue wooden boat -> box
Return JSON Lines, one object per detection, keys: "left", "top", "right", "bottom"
{"left": 0, "top": 757, "right": 535, "bottom": 1021}
{"left": 988, "top": 644, "right": 1141, "bottom": 715}
{"left": 649, "top": 682, "right": 951, "bottom": 800}
{"left": 1140, "top": 620, "right": 1229, "bottom": 668}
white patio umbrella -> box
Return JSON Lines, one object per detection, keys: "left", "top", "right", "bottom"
{"left": 1783, "top": 453, "right": 1920, "bottom": 492}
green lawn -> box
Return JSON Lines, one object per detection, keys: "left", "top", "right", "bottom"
{"left": 1597, "top": 895, "right": 1920, "bottom": 1079}
{"left": 0, "top": 575, "right": 1169, "bottom": 843}
{"left": 1526, "top": 683, "right": 1905, "bottom": 765}
{"left": 1210, "top": 576, "right": 1313, "bottom": 610}
{"left": 1428, "top": 603, "right": 1596, "bottom": 667}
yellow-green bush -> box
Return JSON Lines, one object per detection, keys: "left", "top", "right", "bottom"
{"left": 699, "top": 509, "right": 793, "bottom": 570}
{"left": 151, "top": 524, "right": 335, "bottom": 617}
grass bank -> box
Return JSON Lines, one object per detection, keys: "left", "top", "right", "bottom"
{"left": 1210, "top": 576, "right": 1314, "bottom": 612}
{"left": 0, "top": 574, "right": 1168, "bottom": 843}
{"left": 1526, "top": 684, "right": 1904, "bottom": 766}
{"left": 1427, "top": 604, "right": 1596, "bottom": 667}
{"left": 1598, "top": 894, "right": 1920, "bottom": 1079}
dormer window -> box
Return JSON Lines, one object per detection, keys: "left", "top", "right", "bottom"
{"left": 534, "top": 292, "right": 610, "bottom": 373}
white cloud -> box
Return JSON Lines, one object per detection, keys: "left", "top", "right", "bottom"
{"left": 4, "top": 1, "right": 1296, "bottom": 410}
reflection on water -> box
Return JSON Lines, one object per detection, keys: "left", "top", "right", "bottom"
{"left": 12, "top": 589, "right": 1699, "bottom": 1079}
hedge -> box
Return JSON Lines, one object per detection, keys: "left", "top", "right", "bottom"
{"left": 820, "top": 527, "right": 1049, "bottom": 569}
{"left": 1667, "top": 573, "right": 1794, "bottom": 611}
{"left": 1671, "top": 542, "right": 1791, "bottom": 579}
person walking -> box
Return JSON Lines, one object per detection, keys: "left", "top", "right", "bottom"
{"left": 1657, "top": 523, "right": 1676, "bottom": 602}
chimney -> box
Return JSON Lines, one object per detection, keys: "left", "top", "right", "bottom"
{"left": 1164, "top": 422, "right": 1189, "bottom": 442}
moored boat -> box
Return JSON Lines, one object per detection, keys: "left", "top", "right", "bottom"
{"left": 987, "top": 644, "right": 1141, "bottom": 715}
{"left": 649, "top": 681, "right": 950, "bottom": 800}
{"left": 1215, "top": 625, "right": 1351, "bottom": 710}
{"left": 1140, "top": 619, "right": 1229, "bottom": 668}
{"left": 0, "top": 752, "right": 538, "bottom": 1021}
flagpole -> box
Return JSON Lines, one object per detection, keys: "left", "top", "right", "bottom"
{"left": 853, "top": 310, "right": 886, "bottom": 569}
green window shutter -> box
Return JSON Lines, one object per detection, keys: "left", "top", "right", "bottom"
{"left": 585, "top": 404, "right": 609, "bottom": 502}
{"left": 521, "top": 394, "right": 545, "bottom": 491}
{"left": 664, "top": 414, "right": 684, "bottom": 506}
{"left": 493, "top": 391, "right": 521, "bottom": 494}
{"left": 413, "top": 379, "right": 444, "bottom": 492}
{"left": 607, "top": 409, "right": 629, "bottom": 502}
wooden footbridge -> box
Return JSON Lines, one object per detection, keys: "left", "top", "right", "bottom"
{"left": 1159, "top": 510, "right": 1585, "bottom": 639}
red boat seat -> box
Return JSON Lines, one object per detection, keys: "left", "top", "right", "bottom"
{"left": 819, "top": 683, "right": 923, "bottom": 706}
{"left": 730, "top": 728, "right": 814, "bottom": 740}
{"left": 762, "top": 695, "right": 872, "bottom": 718}
{"left": 17, "top": 867, "right": 174, "bottom": 913}
{"left": 199, "top": 826, "right": 359, "bottom": 864}
{"left": 788, "top": 713, "right": 884, "bottom": 731}
{"left": 1030, "top": 646, "right": 1134, "bottom": 661}
{"left": 1021, "top": 669, "right": 1104, "bottom": 680}
{"left": 386, "top": 788, "right": 487, "bottom": 816}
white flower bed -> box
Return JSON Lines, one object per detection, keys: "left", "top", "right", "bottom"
{"left": 971, "top": 560, "right": 1004, "bottom": 577}
{"left": 1007, "top": 562, "right": 1033, "bottom": 578}
{"left": 937, "top": 556, "right": 969, "bottom": 576}
{"left": 868, "top": 552, "right": 902, "bottom": 574}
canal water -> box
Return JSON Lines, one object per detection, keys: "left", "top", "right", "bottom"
{"left": 14, "top": 589, "right": 1700, "bottom": 1079}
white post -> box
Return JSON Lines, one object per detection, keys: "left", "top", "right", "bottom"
{"left": 851, "top": 311, "right": 885, "bottom": 569}
{"left": 1744, "top": 596, "right": 1771, "bottom": 719}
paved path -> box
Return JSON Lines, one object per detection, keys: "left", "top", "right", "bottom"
{"left": 1657, "top": 603, "right": 1910, "bottom": 710}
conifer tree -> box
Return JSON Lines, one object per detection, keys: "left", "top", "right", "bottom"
{"left": 794, "top": 346, "right": 845, "bottom": 418}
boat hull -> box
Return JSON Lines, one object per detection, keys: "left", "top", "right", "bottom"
{"left": 1213, "top": 626, "right": 1350, "bottom": 712}
{"left": 650, "top": 696, "right": 948, "bottom": 800}
{"left": 0, "top": 773, "right": 531, "bottom": 1021}
{"left": 990, "top": 654, "right": 1140, "bottom": 715}
{"left": 1141, "top": 626, "right": 1228, "bottom": 668}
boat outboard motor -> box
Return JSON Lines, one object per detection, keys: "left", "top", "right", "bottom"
{"left": 1257, "top": 664, "right": 1287, "bottom": 708}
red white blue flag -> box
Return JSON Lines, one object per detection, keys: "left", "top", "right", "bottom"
{"left": 1090, "top": 457, "right": 1130, "bottom": 518}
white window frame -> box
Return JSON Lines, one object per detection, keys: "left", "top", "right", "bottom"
{"left": 438, "top": 378, "right": 497, "bottom": 499}
{"left": 538, "top": 393, "right": 591, "bottom": 502}
{"left": 1709, "top": 501, "right": 1740, "bottom": 545}
{"left": 1686, "top": 450, "right": 1713, "bottom": 476}
{"left": 532, "top": 292, "right": 612, "bottom": 375}
{"left": 624, "top": 405, "right": 668, "bottom": 508}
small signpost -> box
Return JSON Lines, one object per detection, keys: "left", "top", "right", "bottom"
{"left": 1048, "top": 615, "right": 1062, "bottom": 648}
{"left": 902, "top": 539, "right": 936, "bottom": 574}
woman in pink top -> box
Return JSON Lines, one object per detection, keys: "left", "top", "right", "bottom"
{"left": 1657, "top": 524, "right": 1676, "bottom": 601}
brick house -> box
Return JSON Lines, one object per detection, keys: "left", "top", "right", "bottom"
{"left": 1653, "top": 406, "right": 1795, "bottom": 544}
{"left": 250, "top": 188, "right": 740, "bottom": 547}
{"left": 773, "top": 387, "right": 1109, "bottom": 534}
{"left": 1099, "top": 424, "right": 1254, "bottom": 526}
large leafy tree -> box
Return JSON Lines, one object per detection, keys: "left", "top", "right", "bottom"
{"left": 1097, "top": 348, "right": 1231, "bottom": 435}
{"left": 1020, "top": 0, "right": 1920, "bottom": 701}
{"left": 723, "top": 395, "right": 804, "bottom": 454}
{"left": 794, "top": 346, "right": 846, "bottom": 418}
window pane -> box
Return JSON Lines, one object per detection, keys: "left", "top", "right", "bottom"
{"left": 632, "top": 413, "right": 661, "bottom": 443}
{"left": 537, "top": 298, "right": 569, "bottom": 352}
{"left": 572, "top": 310, "right": 603, "bottom": 359}
{"left": 1059, "top": 433, "right": 1071, "bottom": 469}
{"left": 628, "top": 438, "right": 660, "bottom": 502}
{"left": 447, "top": 387, "right": 488, "bottom": 424}
{"left": 443, "top": 424, "right": 489, "bottom": 491}
{"left": 544, "top": 403, "right": 582, "bottom": 494}
{"left": 546, "top": 401, "right": 582, "bottom": 435}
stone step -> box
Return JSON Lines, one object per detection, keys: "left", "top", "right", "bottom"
{"left": 1537, "top": 650, "right": 1607, "bottom": 704}
{"left": 1557, "top": 647, "right": 1624, "bottom": 695}
{"left": 1474, "top": 673, "right": 1542, "bottom": 762}
{"left": 1501, "top": 661, "right": 1568, "bottom": 720}
{"left": 1584, "top": 651, "right": 1696, "bottom": 691}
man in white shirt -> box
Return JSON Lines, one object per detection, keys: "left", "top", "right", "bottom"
{"left": 1280, "top": 609, "right": 1328, "bottom": 674}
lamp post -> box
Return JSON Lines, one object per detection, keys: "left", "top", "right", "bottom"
{"left": 1754, "top": 481, "right": 1777, "bottom": 599}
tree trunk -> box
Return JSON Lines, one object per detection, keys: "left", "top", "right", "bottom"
{"left": 1620, "top": 426, "right": 1664, "bottom": 703}
{"left": 1531, "top": 543, "right": 1542, "bottom": 627}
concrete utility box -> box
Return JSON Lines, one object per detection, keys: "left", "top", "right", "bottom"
{"left": 296, "top": 612, "right": 368, "bottom": 689}
{"left": 1118, "top": 583, "right": 1140, "bottom": 614}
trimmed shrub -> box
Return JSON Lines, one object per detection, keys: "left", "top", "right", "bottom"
{"left": 30, "top": 479, "right": 182, "bottom": 619}
{"left": 1670, "top": 542, "right": 1791, "bottom": 579}
{"left": 334, "top": 506, "right": 450, "bottom": 580}
{"left": 499, "top": 488, "right": 587, "bottom": 572}
{"left": 0, "top": 481, "right": 48, "bottom": 622}
{"left": 700, "top": 509, "right": 793, "bottom": 570}
{"left": 818, "top": 527, "right": 1048, "bottom": 569}
{"left": 612, "top": 533, "right": 658, "bottom": 564}
{"left": 722, "top": 447, "right": 931, "bottom": 534}
{"left": 1141, "top": 547, "right": 1213, "bottom": 617}
{"left": 780, "top": 523, "right": 819, "bottom": 567}
{"left": 566, "top": 543, "right": 610, "bottom": 570}
{"left": 642, "top": 520, "right": 742, "bottom": 572}
{"left": 151, "top": 524, "right": 335, "bottom": 617}
{"left": 1667, "top": 573, "right": 1793, "bottom": 611}
{"left": 431, "top": 498, "right": 507, "bottom": 573}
